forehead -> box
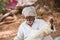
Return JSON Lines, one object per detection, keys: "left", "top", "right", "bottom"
{"left": 26, "top": 16, "right": 35, "bottom": 18}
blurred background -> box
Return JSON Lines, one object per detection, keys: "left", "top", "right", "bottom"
{"left": 0, "top": 0, "right": 60, "bottom": 40}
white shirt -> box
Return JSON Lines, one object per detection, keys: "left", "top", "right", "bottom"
{"left": 16, "top": 0, "right": 37, "bottom": 6}
{"left": 54, "top": 36, "right": 60, "bottom": 40}
{"left": 14, "top": 19, "right": 55, "bottom": 40}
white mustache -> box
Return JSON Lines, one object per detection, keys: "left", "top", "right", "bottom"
{"left": 26, "top": 21, "right": 34, "bottom": 25}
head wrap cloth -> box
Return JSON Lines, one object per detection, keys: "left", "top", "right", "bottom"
{"left": 22, "top": 6, "right": 36, "bottom": 17}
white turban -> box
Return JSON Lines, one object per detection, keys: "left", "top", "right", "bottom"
{"left": 22, "top": 6, "right": 36, "bottom": 17}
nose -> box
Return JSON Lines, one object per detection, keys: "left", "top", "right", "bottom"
{"left": 27, "top": 19, "right": 32, "bottom": 21}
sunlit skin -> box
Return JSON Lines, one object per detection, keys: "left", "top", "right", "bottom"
{"left": 25, "top": 16, "right": 35, "bottom": 27}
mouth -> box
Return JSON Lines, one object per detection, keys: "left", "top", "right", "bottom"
{"left": 26, "top": 21, "right": 34, "bottom": 25}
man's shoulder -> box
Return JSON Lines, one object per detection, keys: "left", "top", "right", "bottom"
{"left": 20, "top": 21, "right": 26, "bottom": 26}
{"left": 35, "top": 19, "right": 48, "bottom": 25}
{"left": 19, "top": 21, "right": 26, "bottom": 29}
{"left": 35, "top": 19, "right": 45, "bottom": 23}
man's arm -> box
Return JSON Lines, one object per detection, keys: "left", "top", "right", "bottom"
{"left": 14, "top": 25, "right": 24, "bottom": 40}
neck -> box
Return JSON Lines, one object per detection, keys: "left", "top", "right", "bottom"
{"left": 28, "top": 24, "right": 32, "bottom": 27}
{"left": 28, "top": 23, "right": 33, "bottom": 27}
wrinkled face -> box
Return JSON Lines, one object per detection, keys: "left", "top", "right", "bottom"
{"left": 25, "top": 16, "right": 35, "bottom": 25}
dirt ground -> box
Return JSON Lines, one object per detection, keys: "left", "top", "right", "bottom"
{"left": 0, "top": 13, "right": 60, "bottom": 40}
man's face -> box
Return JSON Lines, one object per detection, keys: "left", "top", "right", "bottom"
{"left": 25, "top": 16, "right": 35, "bottom": 25}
